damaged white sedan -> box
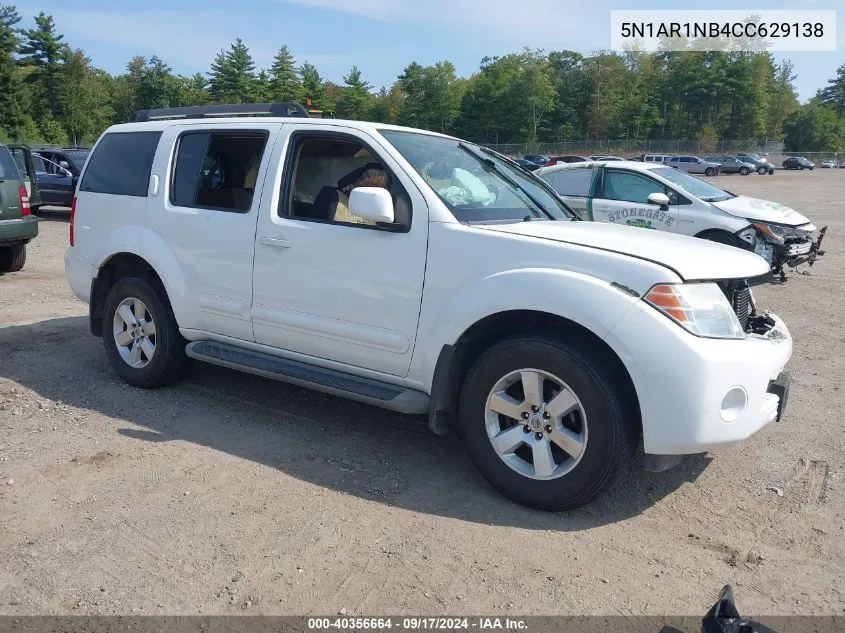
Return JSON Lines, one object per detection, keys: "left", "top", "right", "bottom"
{"left": 536, "top": 160, "right": 827, "bottom": 281}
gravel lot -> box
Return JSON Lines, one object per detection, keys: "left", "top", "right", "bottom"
{"left": 1, "top": 170, "right": 843, "bottom": 616}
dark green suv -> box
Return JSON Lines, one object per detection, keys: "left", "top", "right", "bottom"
{"left": 0, "top": 142, "right": 39, "bottom": 273}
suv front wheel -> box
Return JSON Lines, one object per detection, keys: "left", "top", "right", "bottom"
{"left": 103, "top": 276, "right": 190, "bottom": 388}
{"left": 459, "top": 335, "right": 636, "bottom": 510}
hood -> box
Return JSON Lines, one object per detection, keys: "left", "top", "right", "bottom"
{"left": 712, "top": 195, "right": 811, "bottom": 226}
{"left": 477, "top": 221, "right": 770, "bottom": 281}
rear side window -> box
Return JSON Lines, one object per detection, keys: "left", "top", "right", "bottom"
{"left": 545, "top": 167, "right": 594, "bottom": 197}
{"left": 170, "top": 130, "right": 268, "bottom": 212}
{"left": 79, "top": 131, "right": 162, "bottom": 197}
{"left": 0, "top": 146, "right": 20, "bottom": 180}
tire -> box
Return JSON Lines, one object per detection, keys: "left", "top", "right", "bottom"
{"left": 102, "top": 276, "right": 190, "bottom": 388}
{"left": 458, "top": 335, "right": 637, "bottom": 511}
{"left": 0, "top": 244, "right": 26, "bottom": 273}
{"left": 739, "top": 167, "right": 750, "bottom": 176}
{"left": 757, "top": 167, "right": 767, "bottom": 175}
{"left": 704, "top": 167, "right": 716, "bottom": 176}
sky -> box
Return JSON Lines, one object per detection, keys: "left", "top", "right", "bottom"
{"left": 14, "top": 0, "right": 844, "bottom": 102}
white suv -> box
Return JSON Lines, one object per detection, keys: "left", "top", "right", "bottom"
{"left": 65, "top": 103, "right": 793, "bottom": 510}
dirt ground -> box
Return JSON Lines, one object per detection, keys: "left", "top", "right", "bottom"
{"left": 1, "top": 170, "right": 843, "bottom": 617}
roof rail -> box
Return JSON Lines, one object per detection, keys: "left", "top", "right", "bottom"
{"left": 129, "top": 102, "right": 311, "bottom": 123}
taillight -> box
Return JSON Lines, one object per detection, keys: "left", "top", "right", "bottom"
{"left": 70, "top": 196, "right": 77, "bottom": 246}
{"left": 19, "top": 185, "right": 30, "bottom": 216}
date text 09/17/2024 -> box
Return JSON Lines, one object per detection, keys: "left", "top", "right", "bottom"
{"left": 307, "top": 618, "right": 528, "bottom": 631}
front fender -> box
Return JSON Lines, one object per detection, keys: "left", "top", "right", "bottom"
{"left": 408, "top": 267, "right": 643, "bottom": 390}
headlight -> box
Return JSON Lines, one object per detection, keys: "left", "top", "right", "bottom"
{"left": 644, "top": 283, "right": 745, "bottom": 339}
{"left": 751, "top": 222, "right": 809, "bottom": 245}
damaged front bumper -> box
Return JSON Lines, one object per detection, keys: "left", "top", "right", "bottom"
{"left": 754, "top": 225, "right": 827, "bottom": 280}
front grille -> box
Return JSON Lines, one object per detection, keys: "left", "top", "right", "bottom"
{"left": 723, "top": 280, "right": 752, "bottom": 330}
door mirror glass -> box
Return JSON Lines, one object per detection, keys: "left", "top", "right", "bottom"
{"left": 348, "top": 187, "right": 395, "bottom": 224}
{"left": 647, "top": 192, "right": 670, "bottom": 210}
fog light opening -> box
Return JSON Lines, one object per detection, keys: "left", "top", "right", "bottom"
{"left": 720, "top": 387, "right": 748, "bottom": 423}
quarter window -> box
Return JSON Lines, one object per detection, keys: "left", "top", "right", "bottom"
{"left": 170, "top": 131, "right": 268, "bottom": 212}
{"left": 79, "top": 131, "right": 162, "bottom": 197}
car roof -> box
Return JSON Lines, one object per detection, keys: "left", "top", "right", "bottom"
{"left": 536, "top": 160, "right": 665, "bottom": 176}
{"left": 102, "top": 117, "right": 457, "bottom": 141}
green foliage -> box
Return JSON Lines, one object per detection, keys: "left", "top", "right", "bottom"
{"left": 784, "top": 103, "right": 843, "bottom": 152}
{"left": 818, "top": 63, "right": 845, "bottom": 116}
{"left": 0, "top": 5, "right": 27, "bottom": 138}
{"left": 0, "top": 8, "right": 842, "bottom": 150}
{"left": 209, "top": 38, "right": 258, "bottom": 103}
{"left": 269, "top": 46, "right": 302, "bottom": 103}
{"left": 299, "top": 61, "right": 324, "bottom": 109}
{"left": 335, "top": 66, "right": 373, "bottom": 120}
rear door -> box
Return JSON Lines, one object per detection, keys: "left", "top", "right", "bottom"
{"left": 540, "top": 166, "right": 596, "bottom": 220}
{"left": 7, "top": 144, "right": 42, "bottom": 208}
{"left": 145, "top": 121, "right": 282, "bottom": 341}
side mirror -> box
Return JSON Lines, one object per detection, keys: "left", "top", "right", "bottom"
{"left": 348, "top": 187, "right": 395, "bottom": 224}
{"left": 647, "top": 192, "right": 671, "bottom": 211}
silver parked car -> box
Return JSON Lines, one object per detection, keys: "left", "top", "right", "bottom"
{"left": 665, "top": 155, "right": 721, "bottom": 176}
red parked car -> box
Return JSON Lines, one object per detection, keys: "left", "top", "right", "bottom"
{"left": 544, "top": 155, "right": 589, "bottom": 166}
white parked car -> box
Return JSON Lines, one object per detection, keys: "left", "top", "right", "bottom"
{"left": 65, "top": 104, "right": 793, "bottom": 511}
{"left": 820, "top": 159, "right": 838, "bottom": 169}
{"left": 665, "top": 155, "right": 722, "bottom": 176}
{"left": 536, "top": 160, "right": 827, "bottom": 282}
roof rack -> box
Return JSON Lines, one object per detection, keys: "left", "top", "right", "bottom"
{"left": 129, "top": 102, "right": 311, "bottom": 123}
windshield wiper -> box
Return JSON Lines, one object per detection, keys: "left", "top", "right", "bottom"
{"left": 456, "top": 142, "right": 551, "bottom": 220}
{"left": 475, "top": 145, "right": 581, "bottom": 221}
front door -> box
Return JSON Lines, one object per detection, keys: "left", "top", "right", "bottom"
{"left": 251, "top": 124, "right": 429, "bottom": 377}
{"left": 591, "top": 168, "right": 679, "bottom": 233}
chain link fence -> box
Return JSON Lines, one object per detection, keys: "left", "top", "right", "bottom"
{"left": 486, "top": 140, "right": 844, "bottom": 167}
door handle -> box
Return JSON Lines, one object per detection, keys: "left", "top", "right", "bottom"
{"left": 259, "top": 237, "right": 292, "bottom": 249}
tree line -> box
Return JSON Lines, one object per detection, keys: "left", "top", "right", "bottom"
{"left": 0, "top": 5, "right": 843, "bottom": 151}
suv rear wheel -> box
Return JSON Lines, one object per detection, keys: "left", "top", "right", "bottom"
{"left": 102, "top": 276, "right": 190, "bottom": 388}
{"left": 459, "top": 335, "right": 636, "bottom": 510}
{"left": 0, "top": 244, "right": 26, "bottom": 272}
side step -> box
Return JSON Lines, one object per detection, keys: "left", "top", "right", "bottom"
{"left": 185, "top": 341, "right": 430, "bottom": 415}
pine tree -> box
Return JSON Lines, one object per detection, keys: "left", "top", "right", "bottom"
{"left": 335, "top": 65, "right": 372, "bottom": 120}
{"left": 0, "top": 5, "right": 27, "bottom": 139}
{"left": 209, "top": 38, "right": 258, "bottom": 103}
{"left": 819, "top": 63, "right": 845, "bottom": 116}
{"left": 299, "top": 61, "right": 323, "bottom": 108}
{"left": 19, "top": 12, "right": 66, "bottom": 121}
{"left": 269, "top": 45, "right": 302, "bottom": 102}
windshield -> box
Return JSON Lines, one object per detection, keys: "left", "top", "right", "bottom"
{"left": 380, "top": 130, "right": 574, "bottom": 222}
{"left": 651, "top": 166, "right": 735, "bottom": 202}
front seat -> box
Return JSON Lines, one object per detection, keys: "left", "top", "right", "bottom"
{"left": 310, "top": 186, "right": 341, "bottom": 220}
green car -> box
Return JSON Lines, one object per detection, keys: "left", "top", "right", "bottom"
{"left": 0, "top": 142, "right": 40, "bottom": 273}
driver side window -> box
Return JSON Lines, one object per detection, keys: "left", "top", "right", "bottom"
{"left": 280, "top": 133, "right": 411, "bottom": 230}
{"left": 600, "top": 170, "right": 666, "bottom": 204}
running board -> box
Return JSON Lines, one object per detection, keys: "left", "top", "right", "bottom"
{"left": 185, "top": 341, "right": 430, "bottom": 415}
